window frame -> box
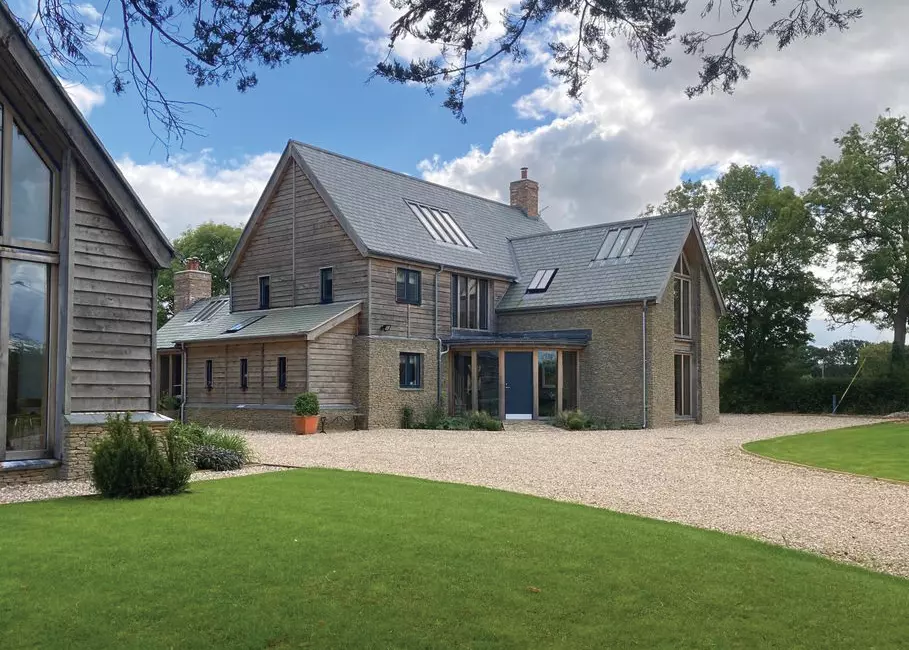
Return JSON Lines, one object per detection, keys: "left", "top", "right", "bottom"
{"left": 674, "top": 352, "right": 693, "bottom": 418}
{"left": 450, "top": 274, "right": 489, "bottom": 330}
{"left": 320, "top": 267, "right": 333, "bottom": 304}
{"left": 258, "top": 275, "right": 270, "bottom": 310}
{"left": 240, "top": 358, "right": 249, "bottom": 390}
{"left": 399, "top": 352, "right": 423, "bottom": 389}
{"left": 205, "top": 359, "right": 213, "bottom": 390}
{"left": 594, "top": 224, "right": 645, "bottom": 261}
{"left": 673, "top": 253, "right": 692, "bottom": 339}
{"left": 277, "top": 356, "right": 287, "bottom": 391}
{"left": 396, "top": 267, "right": 422, "bottom": 305}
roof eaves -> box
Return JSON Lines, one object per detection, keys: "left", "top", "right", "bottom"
{"left": 496, "top": 296, "right": 658, "bottom": 314}
{"left": 507, "top": 210, "right": 696, "bottom": 244}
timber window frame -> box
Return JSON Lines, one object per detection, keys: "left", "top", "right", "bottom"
{"left": 205, "top": 359, "right": 213, "bottom": 390}
{"left": 450, "top": 274, "right": 489, "bottom": 330}
{"left": 396, "top": 268, "right": 421, "bottom": 305}
{"left": 240, "top": 358, "right": 249, "bottom": 390}
{"left": 674, "top": 352, "right": 693, "bottom": 418}
{"left": 258, "top": 275, "right": 270, "bottom": 310}
{"left": 320, "top": 267, "right": 333, "bottom": 304}
{"left": 277, "top": 356, "right": 287, "bottom": 391}
{"left": 673, "top": 253, "right": 691, "bottom": 339}
{"left": 399, "top": 352, "right": 423, "bottom": 389}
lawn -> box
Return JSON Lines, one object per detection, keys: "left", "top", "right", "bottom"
{"left": 1, "top": 470, "right": 907, "bottom": 648}
{"left": 744, "top": 421, "right": 909, "bottom": 482}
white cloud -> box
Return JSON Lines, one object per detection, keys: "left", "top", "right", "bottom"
{"left": 117, "top": 151, "right": 281, "bottom": 239}
{"left": 60, "top": 80, "right": 105, "bottom": 116}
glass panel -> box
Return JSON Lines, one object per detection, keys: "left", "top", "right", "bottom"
{"left": 673, "top": 278, "right": 682, "bottom": 336}
{"left": 561, "top": 351, "right": 578, "bottom": 412}
{"left": 477, "top": 351, "right": 499, "bottom": 416}
{"left": 410, "top": 202, "right": 442, "bottom": 242}
{"left": 172, "top": 354, "right": 182, "bottom": 396}
{"left": 459, "top": 276, "right": 468, "bottom": 328}
{"left": 537, "top": 350, "right": 557, "bottom": 417}
{"left": 407, "top": 269, "right": 420, "bottom": 304}
{"left": 7, "top": 261, "right": 48, "bottom": 452}
{"left": 419, "top": 206, "right": 454, "bottom": 244}
{"left": 621, "top": 225, "right": 645, "bottom": 257}
{"left": 674, "top": 354, "right": 692, "bottom": 417}
{"left": 452, "top": 352, "right": 473, "bottom": 414}
{"left": 450, "top": 275, "right": 459, "bottom": 327}
{"left": 467, "top": 277, "right": 477, "bottom": 329}
{"left": 11, "top": 125, "right": 52, "bottom": 243}
{"left": 396, "top": 268, "right": 405, "bottom": 301}
{"left": 321, "top": 268, "right": 333, "bottom": 303}
{"left": 681, "top": 279, "right": 691, "bottom": 337}
{"left": 479, "top": 280, "right": 488, "bottom": 330}
{"left": 159, "top": 356, "right": 170, "bottom": 396}
{"left": 595, "top": 229, "right": 619, "bottom": 260}
{"left": 607, "top": 228, "right": 631, "bottom": 259}
{"left": 440, "top": 210, "right": 474, "bottom": 248}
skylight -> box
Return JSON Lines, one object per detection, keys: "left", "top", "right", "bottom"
{"left": 406, "top": 200, "right": 475, "bottom": 248}
{"left": 594, "top": 224, "right": 646, "bottom": 260}
{"left": 224, "top": 315, "right": 266, "bottom": 334}
{"left": 526, "top": 268, "right": 558, "bottom": 293}
{"left": 189, "top": 299, "right": 226, "bottom": 324}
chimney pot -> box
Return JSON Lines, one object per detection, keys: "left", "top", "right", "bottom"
{"left": 521, "top": 167, "right": 528, "bottom": 179}
{"left": 185, "top": 258, "right": 201, "bottom": 271}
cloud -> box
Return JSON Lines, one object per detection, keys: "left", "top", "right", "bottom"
{"left": 60, "top": 80, "right": 105, "bottom": 116}
{"left": 117, "top": 151, "right": 281, "bottom": 239}
{"left": 419, "top": 1, "right": 909, "bottom": 231}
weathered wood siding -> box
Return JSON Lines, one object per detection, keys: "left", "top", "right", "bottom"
{"left": 263, "top": 340, "right": 307, "bottom": 404}
{"left": 186, "top": 344, "right": 225, "bottom": 405}
{"left": 308, "top": 318, "right": 356, "bottom": 406}
{"left": 369, "top": 259, "right": 450, "bottom": 339}
{"left": 70, "top": 167, "right": 154, "bottom": 412}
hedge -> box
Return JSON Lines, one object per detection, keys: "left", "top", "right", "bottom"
{"left": 721, "top": 375, "right": 909, "bottom": 415}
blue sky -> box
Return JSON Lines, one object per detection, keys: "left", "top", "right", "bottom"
{"left": 30, "top": 0, "right": 909, "bottom": 345}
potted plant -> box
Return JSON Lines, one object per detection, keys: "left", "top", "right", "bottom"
{"left": 293, "top": 392, "right": 320, "bottom": 435}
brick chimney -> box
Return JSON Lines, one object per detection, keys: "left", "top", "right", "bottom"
{"left": 510, "top": 167, "right": 539, "bottom": 219}
{"left": 173, "top": 257, "right": 212, "bottom": 313}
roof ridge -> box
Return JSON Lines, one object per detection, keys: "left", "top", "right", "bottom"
{"left": 507, "top": 210, "right": 694, "bottom": 243}
{"left": 290, "top": 140, "right": 547, "bottom": 219}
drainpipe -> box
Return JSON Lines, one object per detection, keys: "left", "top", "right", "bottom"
{"left": 434, "top": 265, "right": 448, "bottom": 407}
{"left": 641, "top": 300, "right": 648, "bottom": 429}
{"left": 179, "top": 342, "right": 187, "bottom": 424}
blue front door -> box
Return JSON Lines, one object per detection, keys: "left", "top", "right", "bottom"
{"left": 505, "top": 352, "right": 533, "bottom": 418}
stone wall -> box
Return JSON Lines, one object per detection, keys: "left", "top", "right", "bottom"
{"left": 498, "top": 305, "right": 646, "bottom": 427}
{"left": 60, "top": 419, "right": 171, "bottom": 480}
{"left": 353, "top": 336, "right": 439, "bottom": 428}
{"left": 698, "top": 265, "right": 721, "bottom": 423}
{"left": 0, "top": 465, "right": 59, "bottom": 486}
{"left": 647, "top": 297, "right": 676, "bottom": 428}
{"left": 183, "top": 406, "right": 358, "bottom": 432}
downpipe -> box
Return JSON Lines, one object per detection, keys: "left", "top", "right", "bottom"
{"left": 641, "top": 300, "right": 648, "bottom": 429}
{"left": 179, "top": 342, "right": 187, "bottom": 424}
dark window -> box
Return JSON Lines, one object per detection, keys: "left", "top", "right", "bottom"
{"left": 171, "top": 354, "right": 182, "bottom": 397}
{"left": 259, "top": 276, "right": 270, "bottom": 309}
{"left": 451, "top": 274, "right": 489, "bottom": 329}
{"left": 674, "top": 353, "right": 693, "bottom": 417}
{"left": 396, "top": 268, "right": 421, "bottom": 305}
{"left": 240, "top": 358, "right": 248, "bottom": 390}
{"left": 205, "top": 359, "right": 213, "bottom": 390}
{"left": 277, "top": 356, "right": 287, "bottom": 391}
{"left": 673, "top": 254, "right": 691, "bottom": 338}
{"left": 526, "top": 269, "right": 558, "bottom": 293}
{"left": 320, "top": 268, "right": 333, "bottom": 304}
{"left": 399, "top": 353, "right": 422, "bottom": 389}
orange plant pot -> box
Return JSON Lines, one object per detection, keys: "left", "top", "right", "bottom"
{"left": 293, "top": 414, "right": 319, "bottom": 435}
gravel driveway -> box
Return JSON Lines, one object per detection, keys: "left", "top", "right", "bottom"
{"left": 243, "top": 415, "right": 909, "bottom": 578}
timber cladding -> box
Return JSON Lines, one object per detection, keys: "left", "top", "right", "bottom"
{"left": 70, "top": 167, "right": 154, "bottom": 412}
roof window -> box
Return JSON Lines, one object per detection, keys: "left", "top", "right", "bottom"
{"left": 224, "top": 315, "right": 266, "bottom": 334}
{"left": 406, "top": 200, "right": 475, "bottom": 248}
{"left": 189, "top": 299, "right": 226, "bottom": 324}
{"left": 594, "top": 224, "right": 645, "bottom": 260}
{"left": 526, "top": 268, "right": 558, "bottom": 293}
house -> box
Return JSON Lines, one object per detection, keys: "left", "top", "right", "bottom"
{"left": 156, "top": 142, "right": 722, "bottom": 431}
{"left": 0, "top": 3, "right": 174, "bottom": 485}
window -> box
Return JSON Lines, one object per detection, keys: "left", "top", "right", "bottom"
{"left": 673, "top": 254, "right": 691, "bottom": 338}
{"left": 320, "top": 267, "right": 333, "bottom": 304}
{"left": 240, "top": 358, "right": 248, "bottom": 390}
{"left": 537, "top": 350, "right": 557, "bottom": 417}
{"left": 396, "top": 268, "right": 421, "bottom": 305}
{"left": 225, "top": 314, "right": 266, "bottom": 333}
{"left": 674, "top": 353, "right": 693, "bottom": 418}
{"left": 594, "top": 224, "right": 645, "bottom": 260}
{"left": 205, "top": 360, "right": 213, "bottom": 390}
{"left": 450, "top": 274, "right": 489, "bottom": 329}
{"left": 399, "top": 353, "right": 422, "bottom": 389}
{"left": 406, "top": 200, "right": 475, "bottom": 248}
{"left": 526, "top": 268, "right": 558, "bottom": 293}
{"left": 190, "top": 298, "right": 226, "bottom": 323}
{"left": 259, "top": 276, "right": 270, "bottom": 309}
{"left": 277, "top": 356, "right": 287, "bottom": 391}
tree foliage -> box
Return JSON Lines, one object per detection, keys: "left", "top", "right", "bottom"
{"left": 660, "top": 165, "right": 821, "bottom": 401}
{"left": 807, "top": 114, "right": 909, "bottom": 365}
{"left": 158, "top": 221, "right": 242, "bottom": 327}
{"left": 11, "top": 0, "right": 861, "bottom": 138}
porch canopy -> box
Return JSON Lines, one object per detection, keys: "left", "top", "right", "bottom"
{"left": 444, "top": 330, "right": 590, "bottom": 420}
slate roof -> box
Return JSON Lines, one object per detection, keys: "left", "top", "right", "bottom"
{"left": 497, "top": 212, "right": 696, "bottom": 312}
{"left": 157, "top": 298, "right": 361, "bottom": 349}
{"left": 290, "top": 142, "right": 551, "bottom": 277}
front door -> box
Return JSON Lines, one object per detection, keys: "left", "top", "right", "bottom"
{"left": 505, "top": 352, "right": 533, "bottom": 419}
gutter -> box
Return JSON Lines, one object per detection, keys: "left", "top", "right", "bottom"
{"left": 641, "top": 300, "right": 648, "bottom": 429}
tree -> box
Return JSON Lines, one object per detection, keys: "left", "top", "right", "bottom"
{"left": 808, "top": 114, "right": 909, "bottom": 368}
{"left": 158, "top": 222, "right": 242, "bottom": 327}
{"left": 659, "top": 165, "right": 821, "bottom": 401}
{"left": 10, "top": 0, "right": 862, "bottom": 140}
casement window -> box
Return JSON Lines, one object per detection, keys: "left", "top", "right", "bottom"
{"left": 594, "top": 224, "right": 645, "bottom": 260}
{"left": 674, "top": 353, "right": 693, "bottom": 418}
{"left": 320, "top": 267, "right": 333, "bottom": 304}
{"left": 399, "top": 353, "right": 423, "bottom": 389}
{"left": 205, "top": 360, "right": 213, "bottom": 390}
{"left": 396, "top": 268, "right": 421, "bottom": 305}
{"left": 240, "top": 358, "right": 248, "bottom": 390}
{"left": 450, "top": 274, "right": 489, "bottom": 329}
{"left": 277, "top": 356, "right": 287, "bottom": 391}
{"left": 0, "top": 98, "right": 59, "bottom": 461}
{"left": 673, "top": 254, "right": 691, "bottom": 338}
{"left": 259, "top": 275, "right": 270, "bottom": 309}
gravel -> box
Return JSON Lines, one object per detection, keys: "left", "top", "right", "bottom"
{"left": 0, "top": 464, "right": 286, "bottom": 505}
{"left": 239, "top": 415, "right": 909, "bottom": 578}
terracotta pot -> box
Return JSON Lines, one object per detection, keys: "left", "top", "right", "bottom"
{"left": 293, "top": 414, "right": 319, "bottom": 435}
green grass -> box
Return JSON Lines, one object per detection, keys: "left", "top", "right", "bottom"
{"left": 1, "top": 470, "right": 907, "bottom": 648}
{"left": 744, "top": 422, "right": 909, "bottom": 482}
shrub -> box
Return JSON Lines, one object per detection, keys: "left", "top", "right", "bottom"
{"left": 157, "top": 394, "right": 181, "bottom": 411}
{"left": 188, "top": 445, "right": 244, "bottom": 471}
{"left": 294, "top": 392, "right": 319, "bottom": 416}
{"left": 169, "top": 422, "right": 255, "bottom": 466}
{"left": 91, "top": 414, "right": 192, "bottom": 499}
{"left": 400, "top": 406, "right": 416, "bottom": 429}
{"left": 553, "top": 410, "right": 610, "bottom": 430}
{"left": 465, "top": 411, "right": 504, "bottom": 431}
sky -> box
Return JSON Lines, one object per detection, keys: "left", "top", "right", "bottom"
{"left": 24, "top": 0, "right": 909, "bottom": 347}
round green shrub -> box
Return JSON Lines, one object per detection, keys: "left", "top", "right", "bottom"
{"left": 188, "top": 445, "right": 244, "bottom": 471}
{"left": 294, "top": 392, "right": 320, "bottom": 416}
